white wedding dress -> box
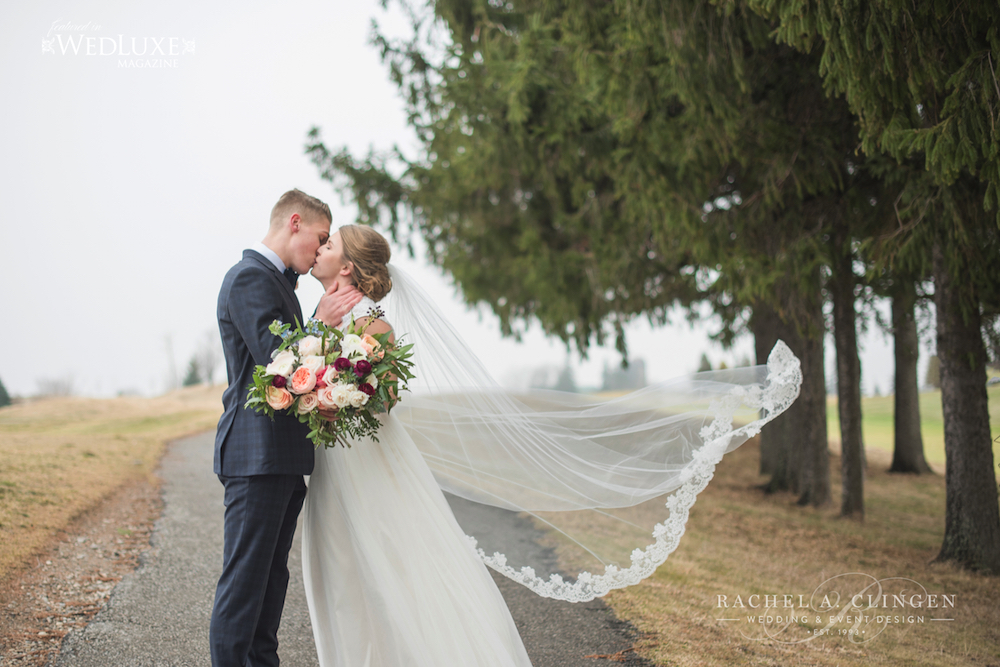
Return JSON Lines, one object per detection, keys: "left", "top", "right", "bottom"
{"left": 300, "top": 269, "right": 801, "bottom": 667}
{"left": 301, "top": 296, "right": 534, "bottom": 667}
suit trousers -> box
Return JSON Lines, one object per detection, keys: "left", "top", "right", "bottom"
{"left": 210, "top": 474, "right": 307, "bottom": 667}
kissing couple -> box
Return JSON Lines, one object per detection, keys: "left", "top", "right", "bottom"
{"left": 210, "top": 188, "right": 802, "bottom": 667}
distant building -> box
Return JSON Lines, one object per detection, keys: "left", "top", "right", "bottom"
{"left": 601, "top": 358, "right": 647, "bottom": 391}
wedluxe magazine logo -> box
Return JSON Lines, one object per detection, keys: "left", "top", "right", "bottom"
{"left": 41, "top": 20, "right": 195, "bottom": 69}
{"left": 715, "top": 573, "right": 956, "bottom": 644}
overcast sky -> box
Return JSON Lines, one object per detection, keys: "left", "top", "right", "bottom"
{"left": 0, "top": 1, "right": 917, "bottom": 398}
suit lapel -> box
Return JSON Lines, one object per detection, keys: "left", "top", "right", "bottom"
{"left": 244, "top": 250, "right": 303, "bottom": 321}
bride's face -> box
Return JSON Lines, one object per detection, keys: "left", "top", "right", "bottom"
{"left": 312, "top": 230, "right": 352, "bottom": 283}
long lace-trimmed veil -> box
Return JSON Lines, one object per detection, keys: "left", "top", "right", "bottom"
{"left": 380, "top": 264, "right": 802, "bottom": 602}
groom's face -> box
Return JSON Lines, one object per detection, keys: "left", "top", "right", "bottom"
{"left": 288, "top": 213, "right": 331, "bottom": 275}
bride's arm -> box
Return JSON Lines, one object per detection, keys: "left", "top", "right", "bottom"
{"left": 357, "top": 317, "right": 394, "bottom": 343}
{"left": 357, "top": 317, "right": 398, "bottom": 406}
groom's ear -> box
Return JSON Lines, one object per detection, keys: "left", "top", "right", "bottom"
{"left": 288, "top": 212, "right": 302, "bottom": 232}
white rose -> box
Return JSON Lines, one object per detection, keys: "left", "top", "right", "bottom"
{"left": 265, "top": 349, "right": 296, "bottom": 377}
{"left": 340, "top": 334, "right": 367, "bottom": 360}
{"left": 331, "top": 383, "right": 352, "bottom": 409}
{"left": 299, "top": 355, "right": 325, "bottom": 373}
{"left": 348, "top": 390, "right": 367, "bottom": 408}
{"left": 298, "top": 335, "right": 323, "bottom": 358}
{"left": 364, "top": 374, "right": 378, "bottom": 389}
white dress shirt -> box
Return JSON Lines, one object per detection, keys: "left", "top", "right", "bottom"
{"left": 251, "top": 242, "right": 288, "bottom": 274}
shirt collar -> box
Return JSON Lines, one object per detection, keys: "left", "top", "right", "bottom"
{"left": 252, "top": 242, "right": 287, "bottom": 274}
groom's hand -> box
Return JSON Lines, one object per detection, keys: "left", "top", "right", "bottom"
{"left": 315, "top": 283, "right": 363, "bottom": 327}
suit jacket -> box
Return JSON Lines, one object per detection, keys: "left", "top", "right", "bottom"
{"left": 214, "top": 250, "right": 313, "bottom": 476}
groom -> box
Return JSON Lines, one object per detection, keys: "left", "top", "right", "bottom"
{"left": 211, "top": 189, "right": 361, "bottom": 667}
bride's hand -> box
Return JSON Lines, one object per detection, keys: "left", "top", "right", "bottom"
{"left": 315, "top": 283, "right": 363, "bottom": 327}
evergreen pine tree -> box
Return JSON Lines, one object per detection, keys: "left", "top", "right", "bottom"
{"left": 182, "top": 358, "right": 201, "bottom": 387}
{"left": 751, "top": 0, "right": 1000, "bottom": 572}
{"left": 310, "top": 0, "right": 891, "bottom": 506}
{"left": 697, "top": 354, "right": 713, "bottom": 373}
{"left": 0, "top": 376, "right": 11, "bottom": 408}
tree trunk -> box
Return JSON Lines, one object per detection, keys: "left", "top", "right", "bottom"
{"left": 793, "top": 290, "right": 831, "bottom": 508}
{"left": 751, "top": 276, "right": 829, "bottom": 506}
{"left": 761, "top": 276, "right": 830, "bottom": 505}
{"left": 932, "top": 242, "right": 1000, "bottom": 574}
{"left": 781, "top": 315, "right": 806, "bottom": 497}
{"left": 752, "top": 302, "right": 782, "bottom": 477}
{"left": 831, "top": 221, "right": 865, "bottom": 518}
{"left": 889, "top": 280, "right": 932, "bottom": 474}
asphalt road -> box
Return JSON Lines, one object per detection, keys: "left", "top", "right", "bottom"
{"left": 55, "top": 432, "right": 651, "bottom": 666}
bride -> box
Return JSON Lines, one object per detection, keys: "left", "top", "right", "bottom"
{"left": 302, "top": 225, "right": 801, "bottom": 666}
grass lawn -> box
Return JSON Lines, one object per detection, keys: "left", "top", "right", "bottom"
{"left": 0, "top": 385, "right": 223, "bottom": 581}
{"left": 826, "top": 386, "right": 1000, "bottom": 476}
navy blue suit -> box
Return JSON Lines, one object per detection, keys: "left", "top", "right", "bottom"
{"left": 211, "top": 250, "right": 314, "bottom": 667}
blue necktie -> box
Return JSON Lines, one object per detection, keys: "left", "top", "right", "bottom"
{"left": 283, "top": 268, "right": 298, "bottom": 289}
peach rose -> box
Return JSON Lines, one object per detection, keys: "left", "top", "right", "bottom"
{"left": 265, "top": 386, "right": 293, "bottom": 410}
{"left": 289, "top": 366, "right": 317, "bottom": 395}
{"left": 321, "top": 366, "right": 340, "bottom": 386}
{"left": 297, "top": 392, "right": 319, "bottom": 414}
{"left": 317, "top": 386, "right": 338, "bottom": 410}
{"left": 364, "top": 334, "right": 386, "bottom": 360}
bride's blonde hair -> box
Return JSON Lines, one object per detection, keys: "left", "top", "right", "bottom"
{"left": 339, "top": 224, "right": 393, "bottom": 302}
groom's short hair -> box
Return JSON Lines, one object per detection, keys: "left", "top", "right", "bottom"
{"left": 270, "top": 189, "right": 332, "bottom": 227}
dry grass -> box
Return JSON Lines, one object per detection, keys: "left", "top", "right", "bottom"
{"left": 0, "top": 385, "right": 223, "bottom": 581}
{"left": 3, "top": 382, "right": 998, "bottom": 665}
{"left": 570, "top": 441, "right": 1000, "bottom": 666}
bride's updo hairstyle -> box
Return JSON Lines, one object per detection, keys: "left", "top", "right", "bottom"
{"left": 339, "top": 224, "right": 393, "bottom": 302}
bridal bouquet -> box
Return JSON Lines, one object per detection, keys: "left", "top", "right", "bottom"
{"left": 244, "top": 307, "right": 415, "bottom": 448}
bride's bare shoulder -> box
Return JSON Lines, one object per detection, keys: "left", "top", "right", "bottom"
{"left": 357, "top": 317, "right": 394, "bottom": 342}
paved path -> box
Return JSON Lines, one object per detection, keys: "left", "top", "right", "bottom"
{"left": 56, "top": 432, "right": 650, "bottom": 666}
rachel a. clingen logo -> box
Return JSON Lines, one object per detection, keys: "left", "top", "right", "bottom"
{"left": 715, "top": 573, "right": 955, "bottom": 644}
{"left": 40, "top": 20, "right": 194, "bottom": 69}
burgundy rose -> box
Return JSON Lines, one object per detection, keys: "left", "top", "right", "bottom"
{"left": 359, "top": 382, "right": 375, "bottom": 396}
{"left": 271, "top": 375, "right": 287, "bottom": 388}
{"left": 333, "top": 357, "right": 352, "bottom": 372}
{"left": 355, "top": 359, "right": 372, "bottom": 376}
